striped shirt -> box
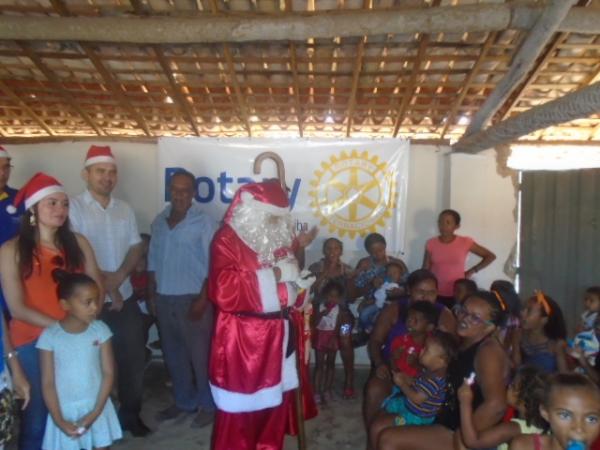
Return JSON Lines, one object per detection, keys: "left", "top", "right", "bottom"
{"left": 405, "top": 373, "right": 447, "bottom": 418}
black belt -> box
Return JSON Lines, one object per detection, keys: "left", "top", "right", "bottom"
{"left": 235, "top": 307, "right": 295, "bottom": 357}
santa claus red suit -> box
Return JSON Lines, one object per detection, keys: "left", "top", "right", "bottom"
{"left": 208, "top": 181, "right": 315, "bottom": 450}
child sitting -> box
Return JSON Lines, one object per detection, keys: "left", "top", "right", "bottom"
{"left": 513, "top": 291, "right": 568, "bottom": 373}
{"left": 390, "top": 301, "right": 438, "bottom": 377}
{"left": 459, "top": 365, "right": 547, "bottom": 450}
{"left": 451, "top": 278, "right": 477, "bottom": 317}
{"left": 313, "top": 280, "right": 344, "bottom": 404}
{"left": 369, "top": 330, "right": 457, "bottom": 449}
{"left": 359, "top": 262, "right": 405, "bottom": 333}
{"left": 578, "top": 286, "right": 600, "bottom": 333}
{"left": 509, "top": 373, "right": 600, "bottom": 450}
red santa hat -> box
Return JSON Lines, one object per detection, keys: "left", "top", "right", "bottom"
{"left": 84, "top": 145, "right": 116, "bottom": 167}
{"left": 224, "top": 180, "right": 289, "bottom": 224}
{"left": 0, "top": 145, "right": 10, "bottom": 159}
{"left": 6, "top": 172, "right": 65, "bottom": 214}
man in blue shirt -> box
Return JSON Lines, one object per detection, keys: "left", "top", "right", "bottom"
{"left": 0, "top": 147, "right": 22, "bottom": 313}
{"left": 148, "top": 169, "right": 217, "bottom": 428}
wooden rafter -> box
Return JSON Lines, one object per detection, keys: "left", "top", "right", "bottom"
{"left": 391, "top": 0, "right": 441, "bottom": 137}
{"left": 48, "top": 0, "right": 151, "bottom": 136}
{"left": 0, "top": 79, "right": 54, "bottom": 136}
{"left": 453, "top": 81, "right": 600, "bottom": 153}
{"left": 2, "top": 5, "right": 598, "bottom": 44}
{"left": 127, "top": 0, "right": 199, "bottom": 136}
{"left": 345, "top": 0, "right": 371, "bottom": 137}
{"left": 392, "top": 37, "right": 429, "bottom": 137}
{"left": 206, "top": 0, "right": 251, "bottom": 136}
{"left": 499, "top": 34, "right": 568, "bottom": 121}
{"left": 152, "top": 47, "right": 201, "bottom": 136}
{"left": 16, "top": 42, "right": 105, "bottom": 136}
{"left": 440, "top": 32, "right": 497, "bottom": 139}
{"left": 289, "top": 43, "right": 304, "bottom": 137}
{"left": 465, "top": 0, "right": 577, "bottom": 136}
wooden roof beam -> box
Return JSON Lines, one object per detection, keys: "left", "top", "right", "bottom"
{"left": 452, "top": 81, "right": 600, "bottom": 153}
{"left": 464, "top": 0, "right": 577, "bottom": 136}
{"left": 440, "top": 32, "right": 497, "bottom": 139}
{"left": 17, "top": 42, "right": 105, "bottom": 136}
{"left": 0, "top": 79, "right": 55, "bottom": 136}
{"left": 0, "top": 5, "right": 596, "bottom": 44}
{"left": 152, "top": 47, "right": 201, "bottom": 136}
{"left": 289, "top": 43, "right": 304, "bottom": 137}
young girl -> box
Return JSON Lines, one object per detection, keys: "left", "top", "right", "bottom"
{"left": 37, "top": 270, "right": 122, "bottom": 450}
{"left": 459, "top": 365, "right": 547, "bottom": 450}
{"left": 313, "top": 280, "right": 344, "bottom": 404}
{"left": 513, "top": 291, "right": 568, "bottom": 373}
{"left": 509, "top": 373, "right": 600, "bottom": 450}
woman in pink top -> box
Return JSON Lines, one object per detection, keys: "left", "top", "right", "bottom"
{"left": 423, "top": 209, "right": 495, "bottom": 308}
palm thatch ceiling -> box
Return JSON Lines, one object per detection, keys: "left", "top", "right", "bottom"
{"left": 0, "top": 0, "right": 599, "bottom": 144}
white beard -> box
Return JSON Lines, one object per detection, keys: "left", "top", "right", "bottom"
{"left": 229, "top": 202, "right": 294, "bottom": 266}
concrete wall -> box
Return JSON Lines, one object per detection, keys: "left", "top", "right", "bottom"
{"left": 5, "top": 140, "right": 517, "bottom": 364}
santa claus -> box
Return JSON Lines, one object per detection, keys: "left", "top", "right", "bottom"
{"left": 208, "top": 180, "right": 317, "bottom": 450}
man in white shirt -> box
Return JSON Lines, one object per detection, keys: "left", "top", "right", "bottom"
{"left": 69, "top": 145, "right": 150, "bottom": 437}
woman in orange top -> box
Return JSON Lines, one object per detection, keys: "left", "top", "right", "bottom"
{"left": 0, "top": 172, "right": 103, "bottom": 450}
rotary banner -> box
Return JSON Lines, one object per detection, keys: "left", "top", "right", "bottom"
{"left": 158, "top": 137, "right": 409, "bottom": 266}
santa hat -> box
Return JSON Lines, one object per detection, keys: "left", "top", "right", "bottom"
{"left": 6, "top": 172, "right": 65, "bottom": 214}
{"left": 84, "top": 145, "right": 116, "bottom": 167}
{"left": 224, "top": 180, "right": 289, "bottom": 223}
{"left": 0, "top": 145, "right": 10, "bottom": 159}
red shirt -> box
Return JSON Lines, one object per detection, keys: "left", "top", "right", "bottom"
{"left": 390, "top": 334, "right": 424, "bottom": 377}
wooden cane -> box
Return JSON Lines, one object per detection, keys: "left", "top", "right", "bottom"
{"left": 253, "top": 151, "right": 307, "bottom": 450}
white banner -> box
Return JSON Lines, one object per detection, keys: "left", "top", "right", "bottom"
{"left": 157, "top": 138, "right": 409, "bottom": 267}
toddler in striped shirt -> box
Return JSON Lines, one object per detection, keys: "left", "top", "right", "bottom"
{"left": 382, "top": 330, "right": 457, "bottom": 426}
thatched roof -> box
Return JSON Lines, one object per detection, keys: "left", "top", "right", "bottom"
{"left": 0, "top": 0, "right": 598, "bottom": 144}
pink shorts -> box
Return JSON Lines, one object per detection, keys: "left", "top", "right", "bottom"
{"left": 314, "top": 330, "right": 338, "bottom": 352}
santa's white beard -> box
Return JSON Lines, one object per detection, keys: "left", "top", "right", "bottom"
{"left": 229, "top": 202, "right": 294, "bottom": 266}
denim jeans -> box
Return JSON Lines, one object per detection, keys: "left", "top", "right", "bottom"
{"left": 155, "top": 294, "right": 214, "bottom": 412}
{"left": 100, "top": 298, "right": 146, "bottom": 427}
{"left": 17, "top": 340, "right": 47, "bottom": 450}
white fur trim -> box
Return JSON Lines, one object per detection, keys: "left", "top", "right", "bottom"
{"left": 6, "top": 205, "right": 16, "bottom": 214}
{"left": 210, "top": 381, "right": 284, "bottom": 413}
{"left": 285, "top": 283, "right": 298, "bottom": 307}
{"left": 256, "top": 268, "right": 280, "bottom": 313}
{"left": 84, "top": 155, "right": 116, "bottom": 167}
{"left": 24, "top": 185, "right": 65, "bottom": 210}
{"left": 241, "top": 191, "right": 289, "bottom": 216}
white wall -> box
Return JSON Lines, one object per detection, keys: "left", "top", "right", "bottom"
{"left": 8, "top": 141, "right": 159, "bottom": 232}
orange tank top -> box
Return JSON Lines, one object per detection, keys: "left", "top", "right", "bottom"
{"left": 10, "top": 246, "right": 68, "bottom": 347}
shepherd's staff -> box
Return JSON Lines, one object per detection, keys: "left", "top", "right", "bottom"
{"left": 253, "top": 151, "right": 308, "bottom": 450}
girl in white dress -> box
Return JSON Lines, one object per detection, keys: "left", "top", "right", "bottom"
{"left": 37, "top": 270, "right": 122, "bottom": 450}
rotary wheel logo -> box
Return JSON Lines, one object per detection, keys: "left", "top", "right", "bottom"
{"left": 309, "top": 150, "right": 396, "bottom": 238}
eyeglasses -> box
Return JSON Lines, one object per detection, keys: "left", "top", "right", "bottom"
{"left": 456, "top": 305, "right": 493, "bottom": 326}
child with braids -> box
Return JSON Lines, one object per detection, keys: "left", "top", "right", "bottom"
{"left": 513, "top": 292, "right": 568, "bottom": 373}
{"left": 459, "top": 365, "right": 548, "bottom": 450}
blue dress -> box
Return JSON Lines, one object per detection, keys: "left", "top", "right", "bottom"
{"left": 36, "top": 321, "right": 122, "bottom": 450}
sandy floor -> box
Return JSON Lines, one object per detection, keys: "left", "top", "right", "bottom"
{"left": 108, "top": 362, "right": 369, "bottom": 450}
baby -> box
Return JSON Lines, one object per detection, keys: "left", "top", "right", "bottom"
{"left": 359, "top": 262, "right": 405, "bottom": 333}
{"left": 382, "top": 330, "right": 457, "bottom": 426}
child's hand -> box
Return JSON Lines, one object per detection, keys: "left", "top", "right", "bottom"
{"left": 375, "top": 363, "right": 391, "bottom": 380}
{"left": 77, "top": 412, "right": 98, "bottom": 432}
{"left": 458, "top": 378, "right": 474, "bottom": 404}
{"left": 392, "top": 371, "right": 411, "bottom": 388}
{"left": 58, "top": 419, "right": 81, "bottom": 437}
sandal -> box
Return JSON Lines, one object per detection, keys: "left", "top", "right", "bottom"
{"left": 342, "top": 387, "right": 356, "bottom": 399}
